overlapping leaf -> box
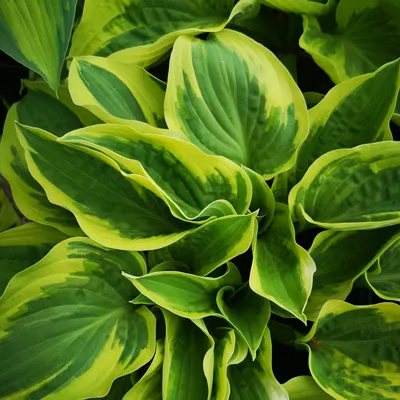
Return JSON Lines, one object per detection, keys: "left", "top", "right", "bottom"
{"left": 260, "top": 0, "right": 335, "bottom": 16}
{"left": 283, "top": 376, "right": 333, "bottom": 399}
{"left": 0, "top": 187, "right": 19, "bottom": 232}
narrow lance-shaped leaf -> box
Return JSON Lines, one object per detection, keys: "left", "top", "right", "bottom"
{"left": 250, "top": 203, "right": 316, "bottom": 322}
{"left": 123, "top": 263, "right": 242, "bottom": 319}
{"left": 165, "top": 29, "right": 309, "bottom": 179}
{"left": 366, "top": 236, "right": 400, "bottom": 301}
{"left": 60, "top": 124, "right": 252, "bottom": 220}
{"left": 305, "top": 226, "right": 400, "bottom": 320}
{"left": 69, "top": 56, "right": 167, "bottom": 128}
{"left": 0, "top": 0, "right": 77, "bottom": 90}
{"left": 0, "top": 95, "right": 85, "bottom": 236}
{"left": 0, "top": 187, "right": 19, "bottom": 232}
{"left": 162, "top": 310, "right": 215, "bottom": 400}
{"left": 0, "top": 237, "right": 156, "bottom": 399}
{"left": 289, "top": 142, "right": 400, "bottom": 230}
{"left": 283, "top": 376, "right": 333, "bottom": 400}
{"left": 69, "top": 0, "right": 256, "bottom": 67}
{"left": 217, "top": 284, "right": 271, "bottom": 359}
{"left": 147, "top": 214, "right": 256, "bottom": 276}
{"left": 16, "top": 124, "right": 194, "bottom": 251}
{"left": 274, "top": 60, "right": 400, "bottom": 200}
{"left": 123, "top": 339, "right": 164, "bottom": 400}
{"left": 259, "top": 0, "right": 335, "bottom": 16}
{"left": 228, "top": 329, "right": 289, "bottom": 400}
{"left": 299, "top": 300, "right": 400, "bottom": 400}
{"left": 0, "top": 222, "right": 68, "bottom": 295}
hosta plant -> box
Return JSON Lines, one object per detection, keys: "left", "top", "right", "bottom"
{"left": 0, "top": 0, "right": 400, "bottom": 399}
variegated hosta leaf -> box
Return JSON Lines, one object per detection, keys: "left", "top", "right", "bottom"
{"left": 68, "top": 56, "right": 167, "bottom": 127}
{"left": 123, "top": 339, "right": 164, "bottom": 400}
{"left": 243, "top": 167, "right": 275, "bottom": 233}
{"left": 92, "top": 375, "right": 133, "bottom": 400}
{"left": 299, "top": 300, "right": 400, "bottom": 400}
{"left": 0, "top": 222, "right": 68, "bottom": 295}
{"left": 228, "top": 329, "right": 289, "bottom": 400}
{"left": 217, "top": 284, "right": 270, "bottom": 359}
{"left": 16, "top": 124, "right": 194, "bottom": 251}
{"left": 0, "top": 92, "right": 84, "bottom": 236}
{"left": 283, "top": 376, "right": 333, "bottom": 400}
{"left": 68, "top": 0, "right": 255, "bottom": 67}
{"left": 148, "top": 214, "right": 256, "bottom": 276}
{"left": 0, "top": 187, "right": 19, "bottom": 232}
{"left": 124, "top": 263, "right": 242, "bottom": 319}
{"left": 165, "top": 29, "right": 308, "bottom": 179}
{"left": 0, "top": 237, "right": 156, "bottom": 399}
{"left": 274, "top": 60, "right": 400, "bottom": 201}
{"left": 306, "top": 226, "right": 400, "bottom": 320}
{"left": 289, "top": 142, "right": 400, "bottom": 230}
{"left": 259, "top": 0, "right": 335, "bottom": 16}
{"left": 366, "top": 236, "right": 400, "bottom": 301}
{"left": 162, "top": 311, "right": 214, "bottom": 400}
{"left": 300, "top": 0, "right": 400, "bottom": 84}
{"left": 250, "top": 203, "right": 316, "bottom": 322}
{"left": 60, "top": 124, "right": 252, "bottom": 220}
{"left": 0, "top": 0, "right": 77, "bottom": 90}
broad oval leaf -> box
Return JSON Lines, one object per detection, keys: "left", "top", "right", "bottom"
{"left": 0, "top": 0, "right": 77, "bottom": 90}
{"left": 68, "top": 0, "right": 253, "bottom": 67}
{"left": 16, "top": 124, "right": 194, "bottom": 251}
{"left": 60, "top": 124, "right": 252, "bottom": 220}
{"left": 0, "top": 187, "right": 19, "bottom": 232}
{"left": 250, "top": 203, "right": 316, "bottom": 322}
{"left": 366, "top": 236, "right": 400, "bottom": 301}
{"left": 123, "top": 339, "right": 164, "bottom": 400}
{"left": 0, "top": 222, "right": 68, "bottom": 295}
{"left": 147, "top": 214, "right": 256, "bottom": 276}
{"left": 228, "top": 329, "right": 289, "bottom": 400}
{"left": 289, "top": 142, "right": 400, "bottom": 230}
{"left": 165, "top": 29, "right": 309, "bottom": 179}
{"left": 259, "top": 0, "right": 335, "bottom": 16}
{"left": 274, "top": 60, "right": 400, "bottom": 200}
{"left": 306, "top": 226, "right": 400, "bottom": 320}
{"left": 123, "top": 263, "right": 242, "bottom": 319}
{"left": 162, "top": 311, "right": 214, "bottom": 400}
{"left": 299, "top": 300, "right": 400, "bottom": 400}
{"left": 0, "top": 91, "right": 84, "bottom": 236}
{"left": 69, "top": 56, "right": 167, "bottom": 127}
{"left": 283, "top": 376, "right": 333, "bottom": 400}
{"left": 0, "top": 237, "right": 156, "bottom": 399}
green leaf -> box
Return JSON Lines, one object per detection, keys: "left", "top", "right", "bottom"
{"left": 69, "top": 0, "right": 254, "bottom": 67}
{"left": 0, "top": 187, "right": 19, "bottom": 232}
{"left": 0, "top": 0, "right": 77, "bottom": 90}
{"left": 124, "top": 263, "right": 242, "bottom": 319}
{"left": 147, "top": 214, "right": 256, "bottom": 276}
{"left": 259, "top": 0, "right": 335, "bottom": 16}
{"left": 306, "top": 226, "right": 400, "bottom": 320}
{"left": 16, "top": 124, "right": 194, "bottom": 251}
{"left": 300, "top": 0, "right": 400, "bottom": 84}
{"left": 283, "top": 376, "right": 333, "bottom": 400}
{"left": 165, "top": 29, "right": 309, "bottom": 179}
{"left": 275, "top": 60, "right": 400, "bottom": 199}
{"left": 0, "top": 237, "right": 156, "bottom": 399}
{"left": 217, "top": 284, "right": 270, "bottom": 359}
{"left": 299, "top": 300, "right": 400, "bottom": 400}
{"left": 366, "top": 236, "right": 400, "bottom": 301}
{"left": 0, "top": 94, "right": 84, "bottom": 236}
{"left": 250, "top": 203, "right": 316, "bottom": 322}
{"left": 162, "top": 311, "right": 214, "bottom": 400}
{"left": 60, "top": 123, "right": 252, "bottom": 220}
{"left": 228, "top": 329, "right": 289, "bottom": 400}
{"left": 0, "top": 222, "right": 68, "bottom": 295}
{"left": 69, "top": 56, "right": 166, "bottom": 127}
{"left": 289, "top": 142, "right": 400, "bottom": 230}
{"left": 123, "top": 339, "right": 164, "bottom": 400}
{"left": 243, "top": 167, "right": 275, "bottom": 233}
{"left": 93, "top": 375, "right": 133, "bottom": 400}
{"left": 303, "top": 92, "right": 324, "bottom": 108}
